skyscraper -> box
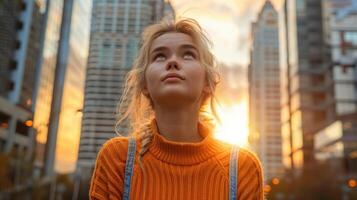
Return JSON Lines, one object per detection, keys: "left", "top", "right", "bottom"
{"left": 280, "top": 0, "right": 334, "bottom": 172}
{"left": 0, "top": 0, "right": 42, "bottom": 190}
{"left": 53, "top": 0, "right": 92, "bottom": 174}
{"left": 248, "top": 0, "right": 284, "bottom": 181}
{"left": 0, "top": 0, "right": 42, "bottom": 158}
{"left": 78, "top": 0, "right": 174, "bottom": 177}
{"left": 33, "top": 0, "right": 92, "bottom": 175}
{"left": 33, "top": 0, "right": 64, "bottom": 170}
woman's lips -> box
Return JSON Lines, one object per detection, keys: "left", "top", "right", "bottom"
{"left": 162, "top": 73, "right": 185, "bottom": 81}
{"left": 164, "top": 77, "right": 182, "bottom": 82}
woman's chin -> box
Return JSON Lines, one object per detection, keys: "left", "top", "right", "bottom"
{"left": 154, "top": 91, "right": 201, "bottom": 106}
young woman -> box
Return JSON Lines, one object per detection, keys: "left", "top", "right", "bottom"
{"left": 90, "top": 18, "right": 264, "bottom": 200}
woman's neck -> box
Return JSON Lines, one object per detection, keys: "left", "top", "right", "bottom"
{"left": 154, "top": 105, "right": 203, "bottom": 143}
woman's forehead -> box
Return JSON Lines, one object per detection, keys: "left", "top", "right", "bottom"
{"left": 150, "top": 32, "right": 197, "bottom": 52}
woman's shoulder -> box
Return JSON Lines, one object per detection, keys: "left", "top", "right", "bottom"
{"left": 237, "top": 147, "right": 263, "bottom": 174}
{"left": 236, "top": 147, "right": 264, "bottom": 198}
{"left": 214, "top": 141, "right": 263, "bottom": 173}
{"left": 102, "top": 135, "right": 130, "bottom": 148}
{"left": 96, "top": 136, "right": 137, "bottom": 164}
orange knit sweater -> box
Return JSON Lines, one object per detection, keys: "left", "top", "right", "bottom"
{"left": 90, "top": 120, "right": 264, "bottom": 200}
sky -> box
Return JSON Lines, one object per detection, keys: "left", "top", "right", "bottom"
{"left": 170, "top": 0, "right": 283, "bottom": 67}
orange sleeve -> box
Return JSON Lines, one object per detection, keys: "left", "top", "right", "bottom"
{"left": 237, "top": 149, "right": 264, "bottom": 200}
{"left": 89, "top": 138, "right": 128, "bottom": 200}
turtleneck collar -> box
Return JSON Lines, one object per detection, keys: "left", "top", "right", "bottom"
{"left": 148, "top": 119, "right": 224, "bottom": 165}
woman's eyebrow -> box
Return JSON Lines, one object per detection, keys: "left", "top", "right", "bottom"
{"left": 150, "top": 44, "right": 198, "bottom": 54}
{"left": 151, "top": 46, "right": 167, "bottom": 54}
{"left": 179, "top": 44, "right": 198, "bottom": 52}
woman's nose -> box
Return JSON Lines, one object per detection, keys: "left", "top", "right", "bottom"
{"left": 166, "top": 55, "right": 180, "bottom": 70}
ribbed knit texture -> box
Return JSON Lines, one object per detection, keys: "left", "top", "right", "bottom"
{"left": 90, "top": 120, "right": 264, "bottom": 200}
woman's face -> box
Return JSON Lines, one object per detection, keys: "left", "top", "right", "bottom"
{"left": 144, "top": 32, "right": 208, "bottom": 108}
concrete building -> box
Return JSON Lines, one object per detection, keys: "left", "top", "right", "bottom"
{"left": 0, "top": 0, "right": 24, "bottom": 98}
{"left": 314, "top": 0, "right": 357, "bottom": 179}
{"left": 280, "top": 0, "right": 334, "bottom": 173}
{"left": 248, "top": 1, "right": 284, "bottom": 181}
{"left": 51, "top": 0, "right": 92, "bottom": 174}
{"left": 0, "top": 0, "right": 42, "bottom": 162}
{"left": 77, "top": 0, "right": 174, "bottom": 177}
{"left": 0, "top": 0, "right": 43, "bottom": 192}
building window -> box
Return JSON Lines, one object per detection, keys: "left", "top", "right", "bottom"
{"left": 125, "top": 38, "right": 138, "bottom": 69}
{"left": 0, "top": 112, "right": 10, "bottom": 129}
{"left": 16, "top": 20, "right": 23, "bottom": 30}
{"left": 16, "top": 120, "right": 29, "bottom": 137}
{"left": 9, "top": 60, "right": 17, "bottom": 70}
{"left": 99, "top": 40, "right": 114, "bottom": 67}
{"left": 345, "top": 31, "right": 357, "bottom": 46}
{"left": 14, "top": 40, "right": 21, "bottom": 49}
{"left": 103, "top": 40, "right": 111, "bottom": 48}
{"left": 104, "top": 17, "right": 112, "bottom": 32}
{"left": 20, "top": 1, "right": 26, "bottom": 10}
{"left": 311, "top": 74, "right": 324, "bottom": 85}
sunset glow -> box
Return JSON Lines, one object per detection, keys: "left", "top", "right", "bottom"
{"left": 214, "top": 101, "right": 249, "bottom": 147}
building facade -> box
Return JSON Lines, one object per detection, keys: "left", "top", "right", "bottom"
{"left": 0, "top": 0, "right": 42, "bottom": 192}
{"left": 324, "top": 0, "right": 357, "bottom": 117}
{"left": 32, "top": 0, "right": 92, "bottom": 175}
{"left": 249, "top": 1, "right": 284, "bottom": 181}
{"left": 314, "top": 0, "right": 357, "bottom": 180}
{"left": 280, "top": 0, "right": 334, "bottom": 173}
{"left": 0, "top": 0, "right": 42, "bottom": 162}
{"left": 53, "top": 0, "right": 92, "bottom": 173}
{"left": 33, "top": 0, "right": 64, "bottom": 170}
{"left": 77, "top": 0, "right": 174, "bottom": 177}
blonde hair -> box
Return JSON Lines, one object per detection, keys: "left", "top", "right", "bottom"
{"left": 115, "top": 18, "right": 220, "bottom": 168}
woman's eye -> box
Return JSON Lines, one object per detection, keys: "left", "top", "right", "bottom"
{"left": 183, "top": 52, "right": 195, "bottom": 60}
{"left": 153, "top": 53, "right": 166, "bottom": 61}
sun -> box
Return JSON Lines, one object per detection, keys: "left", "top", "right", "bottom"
{"left": 213, "top": 101, "right": 249, "bottom": 147}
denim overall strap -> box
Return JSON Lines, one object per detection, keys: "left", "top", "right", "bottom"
{"left": 229, "top": 145, "right": 240, "bottom": 200}
{"left": 123, "top": 137, "right": 137, "bottom": 200}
